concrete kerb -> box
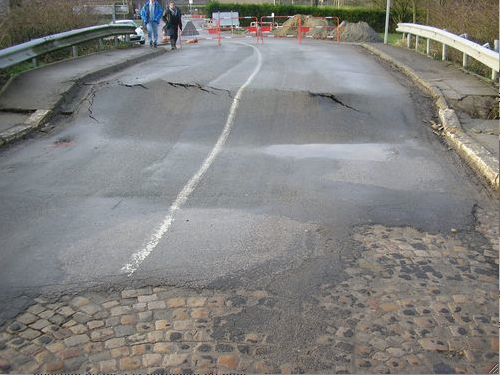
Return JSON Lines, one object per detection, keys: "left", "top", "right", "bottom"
{"left": 361, "top": 43, "right": 499, "bottom": 190}
{"left": 0, "top": 47, "right": 168, "bottom": 147}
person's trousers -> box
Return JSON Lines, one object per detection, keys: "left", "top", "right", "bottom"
{"left": 146, "top": 21, "right": 159, "bottom": 45}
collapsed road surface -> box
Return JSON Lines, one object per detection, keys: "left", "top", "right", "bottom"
{"left": 0, "top": 39, "right": 497, "bottom": 373}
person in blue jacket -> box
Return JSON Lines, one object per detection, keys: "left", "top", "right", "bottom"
{"left": 140, "top": 0, "right": 163, "bottom": 48}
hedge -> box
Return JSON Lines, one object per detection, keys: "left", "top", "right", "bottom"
{"left": 205, "top": 2, "right": 387, "bottom": 32}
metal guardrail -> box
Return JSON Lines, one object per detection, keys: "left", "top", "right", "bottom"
{"left": 0, "top": 23, "right": 136, "bottom": 69}
{"left": 396, "top": 23, "right": 499, "bottom": 80}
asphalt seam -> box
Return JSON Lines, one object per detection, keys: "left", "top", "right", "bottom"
{"left": 360, "top": 43, "right": 499, "bottom": 190}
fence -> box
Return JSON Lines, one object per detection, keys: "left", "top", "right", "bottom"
{"left": 258, "top": 15, "right": 340, "bottom": 45}
{"left": 0, "top": 23, "right": 136, "bottom": 69}
{"left": 396, "top": 23, "right": 499, "bottom": 81}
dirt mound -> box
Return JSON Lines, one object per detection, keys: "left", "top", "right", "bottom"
{"left": 273, "top": 15, "right": 304, "bottom": 37}
{"left": 335, "top": 21, "right": 382, "bottom": 42}
{"left": 304, "top": 16, "right": 329, "bottom": 39}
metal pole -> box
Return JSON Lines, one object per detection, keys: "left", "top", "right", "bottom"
{"left": 384, "top": 0, "right": 390, "bottom": 44}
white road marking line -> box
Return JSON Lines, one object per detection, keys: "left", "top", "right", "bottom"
{"left": 121, "top": 43, "right": 263, "bottom": 276}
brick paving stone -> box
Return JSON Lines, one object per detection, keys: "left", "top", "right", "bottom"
{"left": 131, "top": 343, "right": 152, "bottom": 355}
{"left": 48, "top": 314, "right": 66, "bottom": 326}
{"left": 173, "top": 320, "right": 193, "bottom": 331}
{"left": 111, "top": 306, "right": 132, "bottom": 316}
{"left": 254, "top": 360, "right": 273, "bottom": 373}
{"left": 154, "top": 342, "right": 174, "bottom": 353}
{"left": 70, "top": 297, "right": 90, "bottom": 308}
{"left": 69, "top": 323, "right": 88, "bottom": 334}
{"left": 99, "top": 358, "right": 117, "bottom": 373}
{"left": 186, "top": 297, "right": 207, "bottom": 307}
{"left": 102, "top": 300, "right": 120, "bottom": 309}
{"left": 18, "top": 328, "right": 42, "bottom": 341}
{"left": 79, "top": 303, "right": 101, "bottom": 316}
{"left": 72, "top": 312, "right": 92, "bottom": 323}
{"left": 7, "top": 337, "right": 29, "bottom": 350}
{"left": 162, "top": 353, "right": 189, "bottom": 367}
{"left": 27, "top": 304, "right": 45, "bottom": 315}
{"left": 56, "top": 306, "right": 75, "bottom": 317}
{"left": 81, "top": 341, "right": 104, "bottom": 355}
{"left": 44, "top": 360, "right": 63, "bottom": 373}
{"left": 63, "top": 355, "right": 87, "bottom": 372}
{"left": 64, "top": 334, "right": 90, "bottom": 347}
{"left": 155, "top": 320, "right": 171, "bottom": 330}
{"left": 90, "top": 327, "right": 115, "bottom": 341}
{"left": 105, "top": 316, "right": 121, "bottom": 327}
{"left": 172, "top": 309, "right": 189, "bottom": 320}
{"left": 37, "top": 309, "right": 55, "bottom": 320}
{"left": 138, "top": 311, "right": 154, "bottom": 322}
{"left": 418, "top": 338, "right": 449, "bottom": 351}
{"left": 120, "top": 314, "right": 137, "bottom": 325}
{"left": 166, "top": 297, "right": 186, "bottom": 308}
{"left": 122, "top": 288, "right": 152, "bottom": 299}
{"left": 6, "top": 322, "right": 26, "bottom": 334}
{"left": 16, "top": 312, "right": 38, "bottom": 325}
{"left": 45, "top": 341, "right": 65, "bottom": 353}
{"left": 105, "top": 337, "right": 126, "bottom": 349}
{"left": 143, "top": 353, "right": 162, "bottom": 367}
{"left": 138, "top": 294, "right": 158, "bottom": 303}
{"left": 147, "top": 331, "right": 164, "bottom": 343}
{"left": 207, "top": 296, "right": 225, "bottom": 308}
{"left": 87, "top": 320, "right": 105, "bottom": 330}
{"left": 110, "top": 345, "right": 130, "bottom": 358}
{"left": 19, "top": 343, "right": 43, "bottom": 357}
{"left": 34, "top": 350, "right": 54, "bottom": 364}
{"left": 137, "top": 322, "right": 155, "bottom": 333}
{"left": 114, "top": 324, "right": 136, "bottom": 337}
{"left": 127, "top": 333, "right": 148, "bottom": 345}
{"left": 191, "top": 308, "right": 208, "bottom": 319}
{"left": 148, "top": 301, "right": 167, "bottom": 310}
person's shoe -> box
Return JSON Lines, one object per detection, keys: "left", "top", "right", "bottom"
{"left": 149, "top": 41, "right": 153, "bottom": 47}
{"left": 153, "top": 43, "right": 157, "bottom": 48}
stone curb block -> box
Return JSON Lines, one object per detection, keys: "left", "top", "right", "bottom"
{"left": 0, "top": 47, "right": 167, "bottom": 147}
{"left": 361, "top": 43, "right": 499, "bottom": 190}
{"left": 0, "top": 109, "right": 52, "bottom": 143}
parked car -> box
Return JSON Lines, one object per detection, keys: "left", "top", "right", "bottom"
{"left": 114, "top": 19, "right": 145, "bottom": 44}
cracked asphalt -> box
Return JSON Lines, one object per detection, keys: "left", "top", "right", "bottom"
{"left": 0, "top": 39, "right": 497, "bottom": 373}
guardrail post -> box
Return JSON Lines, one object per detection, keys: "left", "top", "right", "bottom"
{"left": 72, "top": 46, "right": 78, "bottom": 58}
{"left": 99, "top": 38, "right": 104, "bottom": 50}
{"left": 415, "top": 35, "right": 419, "bottom": 51}
{"left": 442, "top": 43, "right": 447, "bottom": 61}
{"left": 426, "top": 38, "right": 430, "bottom": 55}
{"left": 494, "top": 39, "right": 499, "bottom": 52}
{"left": 32, "top": 58, "right": 37, "bottom": 68}
{"left": 462, "top": 53, "right": 468, "bottom": 68}
{"left": 406, "top": 33, "right": 411, "bottom": 48}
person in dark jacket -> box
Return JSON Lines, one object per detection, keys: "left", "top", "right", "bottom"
{"left": 162, "top": 0, "right": 182, "bottom": 49}
{"left": 140, "top": 0, "right": 163, "bottom": 47}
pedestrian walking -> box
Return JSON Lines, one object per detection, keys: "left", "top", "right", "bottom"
{"left": 162, "top": 0, "right": 182, "bottom": 49}
{"left": 140, "top": 0, "right": 163, "bottom": 48}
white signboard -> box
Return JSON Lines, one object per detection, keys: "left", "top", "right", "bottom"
{"left": 212, "top": 12, "right": 240, "bottom": 27}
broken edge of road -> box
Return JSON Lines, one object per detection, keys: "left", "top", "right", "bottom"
{"left": 361, "top": 43, "right": 499, "bottom": 191}
{"left": 0, "top": 48, "right": 167, "bottom": 148}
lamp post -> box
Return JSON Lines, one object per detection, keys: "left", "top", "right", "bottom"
{"left": 384, "top": 0, "right": 391, "bottom": 44}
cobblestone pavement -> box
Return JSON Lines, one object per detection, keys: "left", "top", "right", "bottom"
{"left": 0, "top": 207, "right": 497, "bottom": 374}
